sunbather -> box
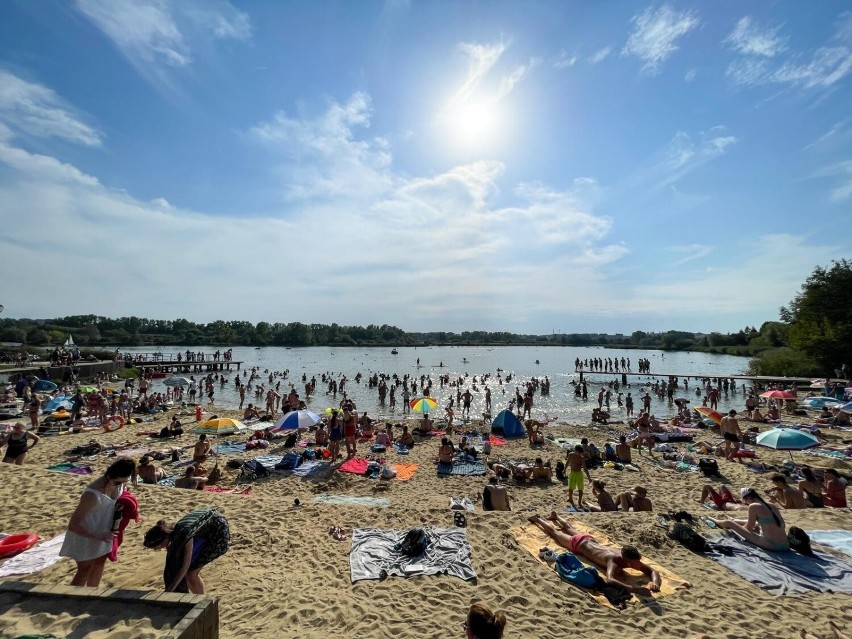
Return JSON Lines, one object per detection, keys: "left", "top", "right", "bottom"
{"left": 587, "top": 480, "right": 618, "bottom": 512}
{"left": 530, "top": 458, "right": 552, "bottom": 482}
{"left": 709, "top": 487, "right": 789, "bottom": 551}
{"left": 175, "top": 465, "right": 206, "bottom": 490}
{"left": 823, "top": 469, "right": 848, "bottom": 508}
{"left": 438, "top": 437, "right": 455, "bottom": 464}
{"left": 528, "top": 512, "right": 661, "bottom": 595}
{"left": 138, "top": 455, "right": 167, "bottom": 484}
{"left": 482, "top": 477, "right": 511, "bottom": 511}
{"left": 618, "top": 486, "right": 653, "bottom": 511}
{"left": 398, "top": 424, "right": 415, "bottom": 448}
{"left": 767, "top": 474, "right": 809, "bottom": 509}
{"left": 698, "top": 484, "right": 746, "bottom": 510}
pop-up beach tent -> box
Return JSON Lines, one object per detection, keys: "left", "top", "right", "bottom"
{"left": 491, "top": 409, "right": 525, "bottom": 438}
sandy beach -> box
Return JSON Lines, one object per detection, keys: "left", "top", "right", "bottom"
{"left": 1, "top": 403, "right": 850, "bottom": 639}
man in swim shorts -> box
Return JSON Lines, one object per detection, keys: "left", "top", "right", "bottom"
{"left": 528, "top": 512, "right": 661, "bottom": 595}
{"left": 719, "top": 410, "right": 742, "bottom": 460}
{"left": 565, "top": 445, "right": 592, "bottom": 509}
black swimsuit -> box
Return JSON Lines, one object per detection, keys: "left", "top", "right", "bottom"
{"left": 4, "top": 434, "right": 28, "bottom": 459}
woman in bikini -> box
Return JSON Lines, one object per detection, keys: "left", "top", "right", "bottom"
{"left": 710, "top": 487, "right": 789, "bottom": 551}
{"left": 798, "top": 466, "right": 824, "bottom": 508}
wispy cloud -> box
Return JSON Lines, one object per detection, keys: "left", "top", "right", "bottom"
{"left": 449, "top": 42, "right": 507, "bottom": 108}
{"left": 667, "top": 243, "right": 713, "bottom": 266}
{"left": 804, "top": 116, "right": 852, "bottom": 150}
{"left": 622, "top": 5, "right": 699, "bottom": 74}
{"left": 553, "top": 50, "right": 578, "bottom": 70}
{"left": 726, "top": 12, "right": 852, "bottom": 90}
{"left": 497, "top": 58, "right": 541, "bottom": 100}
{"left": 587, "top": 47, "right": 612, "bottom": 65}
{"left": 724, "top": 17, "right": 787, "bottom": 58}
{"left": 684, "top": 68, "right": 697, "bottom": 82}
{"left": 809, "top": 160, "right": 852, "bottom": 202}
{"left": 0, "top": 70, "right": 102, "bottom": 146}
{"left": 75, "top": 0, "right": 251, "bottom": 91}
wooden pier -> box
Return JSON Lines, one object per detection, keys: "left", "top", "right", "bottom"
{"left": 575, "top": 370, "right": 848, "bottom": 385}
{"left": 130, "top": 360, "right": 243, "bottom": 374}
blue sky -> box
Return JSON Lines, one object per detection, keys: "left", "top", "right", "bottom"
{"left": 0, "top": 1, "right": 850, "bottom": 334}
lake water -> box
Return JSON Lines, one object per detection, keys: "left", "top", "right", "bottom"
{"left": 124, "top": 345, "right": 752, "bottom": 424}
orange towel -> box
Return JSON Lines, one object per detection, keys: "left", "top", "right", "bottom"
{"left": 391, "top": 463, "right": 419, "bottom": 481}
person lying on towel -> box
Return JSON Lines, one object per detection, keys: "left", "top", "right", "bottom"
{"left": 529, "top": 512, "right": 661, "bottom": 596}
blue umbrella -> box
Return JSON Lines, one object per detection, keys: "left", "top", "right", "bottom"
{"left": 804, "top": 397, "right": 842, "bottom": 409}
{"left": 839, "top": 401, "right": 852, "bottom": 412}
{"left": 274, "top": 410, "right": 321, "bottom": 431}
{"left": 33, "top": 380, "right": 57, "bottom": 392}
{"left": 756, "top": 427, "right": 820, "bottom": 460}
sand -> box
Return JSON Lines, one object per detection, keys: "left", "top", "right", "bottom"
{"left": 0, "top": 407, "right": 851, "bottom": 639}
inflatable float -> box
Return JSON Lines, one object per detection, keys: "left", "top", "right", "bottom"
{"left": 102, "top": 415, "right": 125, "bottom": 433}
{"left": 0, "top": 533, "right": 39, "bottom": 559}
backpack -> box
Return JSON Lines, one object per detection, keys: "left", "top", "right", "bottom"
{"left": 698, "top": 458, "right": 720, "bottom": 478}
{"left": 788, "top": 526, "right": 814, "bottom": 556}
{"left": 669, "top": 522, "right": 709, "bottom": 553}
{"left": 397, "top": 528, "right": 429, "bottom": 557}
{"left": 365, "top": 461, "right": 382, "bottom": 478}
{"left": 554, "top": 552, "right": 598, "bottom": 589}
{"left": 241, "top": 459, "right": 270, "bottom": 480}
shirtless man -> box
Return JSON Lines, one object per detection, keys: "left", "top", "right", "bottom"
{"left": 482, "top": 477, "right": 511, "bottom": 511}
{"left": 138, "top": 455, "right": 167, "bottom": 484}
{"left": 193, "top": 434, "right": 215, "bottom": 463}
{"left": 565, "top": 445, "right": 592, "bottom": 509}
{"left": 618, "top": 486, "right": 653, "bottom": 511}
{"left": 243, "top": 404, "right": 260, "bottom": 421}
{"left": 461, "top": 389, "right": 473, "bottom": 418}
{"left": 719, "top": 410, "right": 742, "bottom": 460}
{"left": 767, "top": 474, "right": 809, "bottom": 509}
{"left": 528, "top": 512, "right": 661, "bottom": 595}
{"left": 530, "top": 458, "right": 553, "bottom": 482}
{"left": 175, "top": 465, "right": 206, "bottom": 490}
{"left": 634, "top": 413, "right": 655, "bottom": 456}
{"left": 615, "top": 435, "right": 632, "bottom": 463}
{"left": 414, "top": 413, "right": 433, "bottom": 435}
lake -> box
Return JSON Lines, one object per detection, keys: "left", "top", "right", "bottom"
{"left": 123, "top": 345, "right": 752, "bottom": 424}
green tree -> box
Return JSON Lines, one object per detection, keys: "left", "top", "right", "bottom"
{"left": 780, "top": 259, "right": 852, "bottom": 374}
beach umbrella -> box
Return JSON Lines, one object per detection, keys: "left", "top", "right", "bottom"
{"left": 78, "top": 385, "right": 98, "bottom": 394}
{"left": 760, "top": 390, "right": 796, "bottom": 400}
{"left": 694, "top": 406, "right": 723, "bottom": 425}
{"left": 163, "top": 376, "right": 192, "bottom": 387}
{"left": 756, "top": 427, "right": 820, "bottom": 460}
{"left": 192, "top": 418, "right": 248, "bottom": 436}
{"left": 32, "top": 380, "right": 57, "bottom": 392}
{"left": 410, "top": 397, "right": 438, "bottom": 413}
{"left": 839, "top": 401, "right": 852, "bottom": 412}
{"left": 274, "top": 410, "right": 321, "bottom": 431}
{"left": 803, "top": 397, "right": 842, "bottom": 409}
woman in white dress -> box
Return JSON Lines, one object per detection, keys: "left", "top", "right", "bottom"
{"left": 60, "top": 457, "right": 136, "bottom": 586}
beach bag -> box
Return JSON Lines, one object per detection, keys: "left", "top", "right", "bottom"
{"left": 788, "top": 526, "right": 814, "bottom": 556}
{"left": 275, "top": 453, "right": 302, "bottom": 470}
{"left": 669, "top": 522, "right": 708, "bottom": 553}
{"left": 365, "top": 461, "right": 381, "bottom": 478}
{"left": 698, "top": 458, "right": 720, "bottom": 478}
{"left": 381, "top": 465, "right": 397, "bottom": 480}
{"left": 554, "top": 552, "right": 598, "bottom": 588}
{"left": 397, "top": 528, "right": 429, "bottom": 557}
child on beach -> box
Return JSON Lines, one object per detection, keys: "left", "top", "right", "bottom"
{"left": 565, "top": 445, "right": 591, "bottom": 509}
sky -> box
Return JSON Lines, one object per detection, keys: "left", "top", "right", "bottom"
{"left": 0, "top": 1, "right": 850, "bottom": 334}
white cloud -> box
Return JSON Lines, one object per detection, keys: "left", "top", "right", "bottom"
{"left": 622, "top": 5, "right": 699, "bottom": 74}
{"left": 450, "top": 42, "right": 507, "bottom": 108}
{"left": 684, "top": 68, "right": 697, "bottom": 82}
{"left": 75, "top": 0, "right": 251, "bottom": 90}
{"left": 587, "top": 47, "right": 612, "bottom": 65}
{"left": 496, "top": 58, "right": 540, "bottom": 100}
{"left": 724, "top": 17, "right": 787, "bottom": 58}
{"left": 0, "top": 70, "right": 102, "bottom": 146}
{"left": 553, "top": 50, "right": 578, "bottom": 70}
{"left": 809, "top": 160, "right": 852, "bottom": 202}
{"left": 668, "top": 243, "right": 713, "bottom": 266}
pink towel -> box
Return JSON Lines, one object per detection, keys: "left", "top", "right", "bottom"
{"left": 338, "top": 458, "right": 369, "bottom": 475}
{"left": 489, "top": 436, "right": 507, "bottom": 446}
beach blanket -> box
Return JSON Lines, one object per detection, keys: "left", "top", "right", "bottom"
{"left": 808, "top": 530, "right": 852, "bottom": 560}
{"left": 251, "top": 454, "right": 284, "bottom": 470}
{"left": 291, "top": 460, "right": 324, "bottom": 477}
{"left": 391, "top": 463, "right": 419, "bottom": 481}
{"left": 203, "top": 485, "right": 252, "bottom": 496}
{"left": 437, "top": 460, "right": 486, "bottom": 476}
{"left": 314, "top": 495, "right": 391, "bottom": 507}
{"left": 47, "top": 462, "right": 94, "bottom": 475}
{"left": 511, "top": 521, "right": 687, "bottom": 609}
{"left": 213, "top": 441, "right": 247, "bottom": 455}
{"left": 339, "top": 457, "right": 370, "bottom": 475}
{"left": 350, "top": 527, "right": 476, "bottom": 582}
{"left": 488, "top": 435, "right": 507, "bottom": 446}
{"left": 803, "top": 447, "right": 850, "bottom": 460}
{"left": 704, "top": 534, "right": 852, "bottom": 595}
{"left": 552, "top": 437, "right": 582, "bottom": 449}
{"left": 0, "top": 533, "right": 67, "bottom": 577}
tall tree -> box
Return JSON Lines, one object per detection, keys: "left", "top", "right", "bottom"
{"left": 780, "top": 259, "right": 852, "bottom": 374}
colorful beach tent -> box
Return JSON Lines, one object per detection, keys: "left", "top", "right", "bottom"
{"left": 491, "top": 409, "right": 524, "bottom": 438}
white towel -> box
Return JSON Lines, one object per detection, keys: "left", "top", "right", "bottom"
{"left": 0, "top": 533, "right": 68, "bottom": 577}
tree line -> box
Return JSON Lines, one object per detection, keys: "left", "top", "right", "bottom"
{"left": 1, "top": 259, "right": 849, "bottom": 378}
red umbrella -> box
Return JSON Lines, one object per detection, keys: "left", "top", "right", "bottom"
{"left": 760, "top": 390, "right": 796, "bottom": 400}
{"left": 695, "top": 406, "right": 723, "bottom": 425}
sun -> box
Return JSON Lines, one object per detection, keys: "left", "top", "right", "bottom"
{"left": 445, "top": 99, "right": 501, "bottom": 148}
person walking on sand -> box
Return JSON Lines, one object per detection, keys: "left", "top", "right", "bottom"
{"left": 528, "top": 512, "right": 662, "bottom": 595}
{"left": 720, "top": 410, "right": 742, "bottom": 460}
{"left": 565, "top": 445, "right": 592, "bottom": 509}
{"left": 60, "top": 458, "right": 137, "bottom": 587}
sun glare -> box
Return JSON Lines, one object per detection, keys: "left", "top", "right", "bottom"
{"left": 445, "top": 100, "right": 501, "bottom": 148}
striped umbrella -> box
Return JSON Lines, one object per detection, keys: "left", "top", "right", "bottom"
{"left": 409, "top": 397, "right": 438, "bottom": 413}
{"left": 694, "top": 406, "right": 723, "bottom": 425}
{"left": 192, "top": 418, "right": 248, "bottom": 436}
{"left": 274, "top": 410, "right": 321, "bottom": 431}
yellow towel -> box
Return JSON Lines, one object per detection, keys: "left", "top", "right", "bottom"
{"left": 511, "top": 520, "right": 687, "bottom": 609}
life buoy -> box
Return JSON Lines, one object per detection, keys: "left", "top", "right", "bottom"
{"left": 0, "top": 533, "right": 39, "bottom": 558}
{"left": 102, "top": 415, "right": 125, "bottom": 433}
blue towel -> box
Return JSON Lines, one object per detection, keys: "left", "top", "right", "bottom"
{"left": 437, "top": 460, "right": 486, "bottom": 476}
{"left": 213, "top": 441, "right": 247, "bottom": 455}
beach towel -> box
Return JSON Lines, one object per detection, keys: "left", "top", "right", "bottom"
{"left": 350, "top": 527, "right": 476, "bottom": 582}
{"left": 291, "top": 460, "right": 323, "bottom": 477}
{"left": 553, "top": 437, "right": 582, "bottom": 449}
{"left": 803, "top": 447, "right": 850, "bottom": 460}
{"left": 314, "top": 495, "right": 391, "bottom": 507}
{"left": 213, "top": 441, "right": 247, "bottom": 455}
{"left": 157, "top": 476, "right": 176, "bottom": 487}
{"left": 108, "top": 492, "right": 139, "bottom": 561}
{"left": 391, "top": 463, "right": 419, "bottom": 481}
{"left": 339, "top": 457, "right": 370, "bottom": 475}
{"left": 511, "top": 521, "right": 687, "bottom": 609}
{"left": 810, "top": 530, "right": 852, "bottom": 559}
{"left": 488, "top": 435, "right": 507, "bottom": 446}
{"left": 47, "top": 462, "right": 94, "bottom": 475}
{"left": 450, "top": 497, "right": 475, "bottom": 512}
{"left": 251, "top": 454, "right": 284, "bottom": 470}
{"left": 437, "top": 460, "right": 486, "bottom": 476}
{"left": 0, "top": 533, "right": 67, "bottom": 577}
{"left": 704, "top": 534, "right": 852, "bottom": 595}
